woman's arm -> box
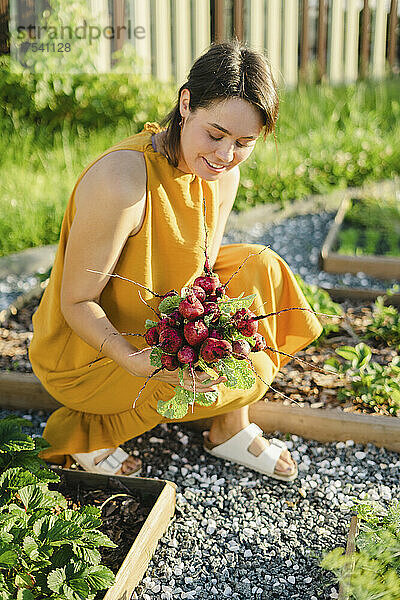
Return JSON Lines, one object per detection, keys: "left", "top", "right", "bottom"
{"left": 208, "top": 165, "right": 240, "bottom": 269}
{"left": 60, "top": 151, "right": 225, "bottom": 392}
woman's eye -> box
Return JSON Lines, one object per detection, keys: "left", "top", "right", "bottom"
{"left": 209, "top": 134, "right": 223, "bottom": 141}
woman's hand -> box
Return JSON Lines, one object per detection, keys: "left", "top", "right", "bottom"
{"left": 127, "top": 347, "right": 227, "bottom": 393}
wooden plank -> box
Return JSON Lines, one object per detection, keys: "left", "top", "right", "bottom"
{"left": 90, "top": 0, "right": 111, "bottom": 73}
{"left": 186, "top": 401, "right": 400, "bottom": 452}
{"left": 194, "top": 0, "right": 211, "bottom": 58}
{"left": 323, "top": 252, "right": 400, "bottom": 280}
{"left": 300, "top": 0, "right": 309, "bottom": 82}
{"left": 0, "top": 0, "right": 9, "bottom": 55}
{"left": 320, "top": 197, "right": 351, "bottom": 260}
{"left": 321, "top": 286, "right": 400, "bottom": 307}
{"left": 317, "top": 0, "right": 328, "bottom": 81}
{"left": 372, "top": 0, "right": 388, "bottom": 79}
{"left": 0, "top": 371, "right": 60, "bottom": 411}
{"left": 344, "top": 0, "right": 361, "bottom": 83}
{"left": 388, "top": 0, "right": 398, "bottom": 71}
{"left": 104, "top": 481, "right": 176, "bottom": 599}
{"left": 248, "top": 0, "right": 263, "bottom": 51}
{"left": 266, "top": 0, "right": 281, "bottom": 83}
{"left": 233, "top": 0, "right": 244, "bottom": 41}
{"left": 329, "top": 0, "right": 344, "bottom": 84}
{"left": 360, "top": 0, "right": 370, "bottom": 79}
{"left": 214, "top": 0, "right": 225, "bottom": 42}
{"left": 338, "top": 515, "right": 358, "bottom": 600}
{"left": 133, "top": 0, "right": 152, "bottom": 78}
{"left": 283, "top": 0, "right": 298, "bottom": 87}
{"left": 154, "top": 0, "right": 172, "bottom": 82}
{"left": 173, "top": 0, "right": 191, "bottom": 85}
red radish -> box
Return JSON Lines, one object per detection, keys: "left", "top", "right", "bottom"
{"left": 232, "top": 339, "right": 251, "bottom": 360}
{"left": 184, "top": 320, "right": 209, "bottom": 346}
{"left": 178, "top": 292, "right": 204, "bottom": 321}
{"left": 209, "top": 328, "right": 223, "bottom": 339}
{"left": 159, "top": 327, "right": 184, "bottom": 353}
{"left": 200, "top": 338, "right": 232, "bottom": 363}
{"left": 144, "top": 326, "right": 159, "bottom": 346}
{"left": 161, "top": 353, "right": 179, "bottom": 371}
{"left": 158, "top": 315, "right": 179, "bottom": 332}
{"left": 194, "top": 274, "right": 220, "bottom": 295}
{"left": 232, "top": 308, "right": 258, "bottom": 336}
{"left": 162, "top": 290, "right": 179, "bottom": 299}
{"left": 207, "top": 294, "right": 218, "bottom": 302}
{"left": 191, "top": 285, "right": 207, "bottom": 302}
{"left": 178, "top": 345, "right": 198, "bottom": 364}
{"left": 203, "top": 302, "right": 220, "bottom": 323}
{"left": 251, "top": 332, "right": 266, "bottom": 352}
{"left": 215, "top": 286, "right": 224, "bottom": 298}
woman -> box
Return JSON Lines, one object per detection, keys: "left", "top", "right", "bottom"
{"left": 29, "top": 40, "right": 322, "bottom": 482}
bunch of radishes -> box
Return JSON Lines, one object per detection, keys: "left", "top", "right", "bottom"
{"left": 144, "top": 271, "right": 266, "bottom": 377}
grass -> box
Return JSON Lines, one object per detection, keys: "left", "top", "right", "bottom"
{"left": 1, "top": 79, "right": 400, "bottom": 256}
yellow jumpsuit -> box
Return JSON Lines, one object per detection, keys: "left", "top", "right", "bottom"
{"left": 29, "top": 122, "right": 323, "bottom": 467}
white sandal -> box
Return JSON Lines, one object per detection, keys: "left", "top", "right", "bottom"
{"left": 71, "top": 447, "right": 142, "bottom": 477}
{"left": 203, "top": 423, "right": 298, "bottom": 482}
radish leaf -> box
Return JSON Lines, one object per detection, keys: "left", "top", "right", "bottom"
{"left": 214, "top": 357, "right": 255, "bottom": 389}
{"left": 158, "top": 296, "right": 182, "bottom": 314}
{"left": 150, "top": 347, "right": 162, "bottom": 368}
{"left": 145, "top": 319, "right": 158, "bottom": 330}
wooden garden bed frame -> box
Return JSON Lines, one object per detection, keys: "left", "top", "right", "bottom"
{"left": 55, "top": 468, "right": 176, "bottom": 600}
{"left": 320, "top": 197, "right": 400, "bottom": 281}
{"left": 1, "top": 371, "right": 399, "bottom": 453}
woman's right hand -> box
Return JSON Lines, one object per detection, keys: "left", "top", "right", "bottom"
{"left": 127, "top": 347, "right": 227, "bottom": 393}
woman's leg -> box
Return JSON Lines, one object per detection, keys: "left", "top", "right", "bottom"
{"left": 208, "top": 406, "right": 295, "bottom": 474}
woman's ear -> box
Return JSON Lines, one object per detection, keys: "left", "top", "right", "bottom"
{"left": 179, "top": 88, "right": 191, "bottom": 118}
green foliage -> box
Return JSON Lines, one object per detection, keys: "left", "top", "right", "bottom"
{"left": 158, "top": 295, "right": 182, "bottom": 315}
{"left": 235, "top": 81, "right": 400, "bottom": 211}
{"left": 363, "top": 295, "right": 400, "bottom": 350}
{"left": 219, "top": 293, "right": 256, "bottom": 315}
{"left": 157, "top": 386, "right": 217, "bottom": 419}
{"left": 336, "top": 197, "right": 400, "bottom": 257}
{"left": 145, "top": 319, "right": 158, "bottom": 331}
{"left": 150, "top": 347, "right": 163, "bottom": 368}
{"left": 0, "top": 417, "right": 116, "bottom": 599}
{"left": 321, "top": 499, "right": 400, "bottom": 600}
{"left": 324, "top": 342, "right": 400, "bottom": 415}
{"left": 295, "top": 275, "right": 343, "bottom": 344}
{"left": 213, "top": 357, "right": 255, "bottom": 390}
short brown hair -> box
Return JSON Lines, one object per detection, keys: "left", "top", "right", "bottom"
{"left": 160, "top": 39, "right": 279, "bottom": 167}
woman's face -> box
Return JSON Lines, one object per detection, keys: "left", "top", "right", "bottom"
{"left": 177, "top": 90, "right": 264, "bottom": 180}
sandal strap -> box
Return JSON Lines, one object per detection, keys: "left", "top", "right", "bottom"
{"left": 97, "top": 447, "right": 129, "bottom": 474}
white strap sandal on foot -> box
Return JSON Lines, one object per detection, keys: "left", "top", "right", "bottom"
{"left": 203, "top": 423, "right": 298, "bottom": 482}
{"left": 71, "top": 447, "right": 142, "bottom": 477}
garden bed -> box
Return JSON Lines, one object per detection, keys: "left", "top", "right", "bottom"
{"left": 53, "top": 468, "right": 176, "bottom": 600}
{"left": 320, "top": 196, "right": 400, "bottom": 280}
{"left": 1, "top": 291, "right": 399, "bottom": 452}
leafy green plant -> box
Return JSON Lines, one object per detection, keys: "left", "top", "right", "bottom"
{"left": 321, "top": 499, "right": 400, "bottom": 600}
{"left": 324, "top": 342, "right": 400, "bottom": 415}
{"left": 363, "top": 295, "right": 400, "bottom": 350}
{"left": 295, "top": 275, "right": 343, "bottom": 344}
{"left": 0, "top": 416, "right": 116, "bottom": 599}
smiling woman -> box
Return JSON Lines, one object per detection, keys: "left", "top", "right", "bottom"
{"left": 28, "top": 39, "right": 322, "bottom": 482}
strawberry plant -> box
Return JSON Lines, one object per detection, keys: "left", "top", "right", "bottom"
{"left": 363, "top": 295, "right": 400, "bottom": 351}
{"left": 321, "top": 499, "right": 400, "bottom": 600}
{"left": 324, "top": 342, "right": 400, "bottom": 415}
{"left": 0, "top": 416, "right": 116, "bottom": 599}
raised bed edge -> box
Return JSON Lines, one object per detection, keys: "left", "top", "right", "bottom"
{"left": 338, "top": 515, "right": 358, "bottom": 600}
{"left": 56, "top": 468, "right": 176, "bottom": 600}
{"left": 320, "top": 197, "right": 400, "bottom": 280}
{"left": 1, "top": 372, "right": 399, "bottom": 451}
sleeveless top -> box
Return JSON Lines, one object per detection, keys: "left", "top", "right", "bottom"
{"left": 29, "top": 123, "right": 219, "bottom": 393}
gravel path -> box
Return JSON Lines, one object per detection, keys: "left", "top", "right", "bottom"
{"left": 223, "top": 210, "right": 398, "bottom": 291}
{"left": 2, "top": 402, "right": 400, "bottom": 599}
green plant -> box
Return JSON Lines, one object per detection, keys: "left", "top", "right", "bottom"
{"left": 321, "top": 499, "right": 400, "bottom": 600}
{"left": 0, "top": 416, "right": 116, "bottom": 599}
{"left": 363, "top": 295, "right": 400, "bottom": 350}
{"left": 324, "top": 342, "right": 400, "bottom": 415}
{"left": 295, "top": 275, "right": 343, "bottom": 344}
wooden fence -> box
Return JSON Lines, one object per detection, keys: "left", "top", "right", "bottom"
{"left": 1, "top": 0, "right": 399, "bottom": 87}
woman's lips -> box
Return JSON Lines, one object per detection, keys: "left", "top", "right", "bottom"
{"left": 203, "top": 157, "right": 227, "bottom": 172}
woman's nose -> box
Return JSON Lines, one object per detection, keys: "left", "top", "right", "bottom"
{"left": 215, "top": 141, "right": 235, "bottom": 164}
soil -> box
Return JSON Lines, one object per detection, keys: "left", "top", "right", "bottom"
{"left": 55, "top": 473, "right": 153, "bottom": 576}
{"left": 0, "top": 294, "right": 397, "bottom": 416}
